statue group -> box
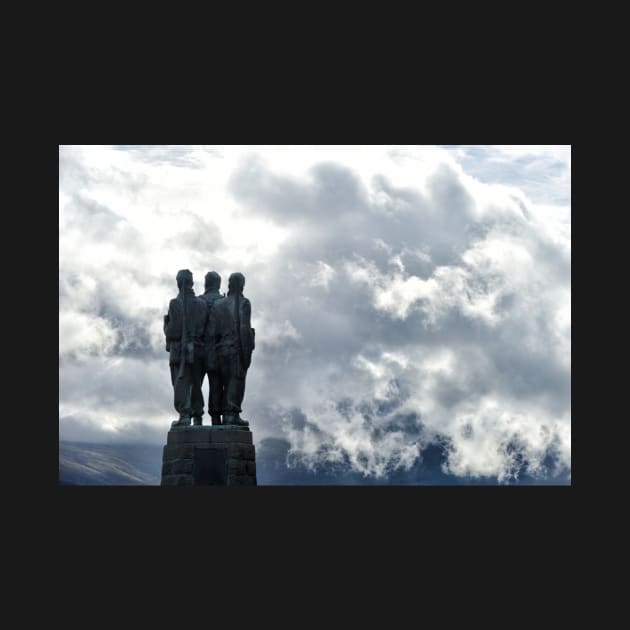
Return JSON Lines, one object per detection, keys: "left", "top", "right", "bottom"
{"left": 163, "top": 269, "right": 255, "bottom": 428}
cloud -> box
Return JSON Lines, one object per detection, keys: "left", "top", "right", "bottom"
{"left": 59, "top": 145, "right": 571, "bottom": 483}
{"left": 443, "top": 145, "right": 571, "bottom": 206}
{"left": 113, "top": 145, "right": 206, "bottom": 169}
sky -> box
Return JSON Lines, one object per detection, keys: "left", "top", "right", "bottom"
{"left": 59, "top": 145, "right": 571, "bottom": 484}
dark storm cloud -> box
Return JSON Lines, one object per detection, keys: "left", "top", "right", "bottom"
{"left": 287, "top": 407, "right": 325, "bottom": 435}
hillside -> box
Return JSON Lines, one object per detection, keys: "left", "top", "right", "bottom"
{"left": 59, "top": 441, "right": 162, "bottom": 485}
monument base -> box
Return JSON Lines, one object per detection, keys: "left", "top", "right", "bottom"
{"left": 161, "top": 425, "right": 257, "bottom": 486}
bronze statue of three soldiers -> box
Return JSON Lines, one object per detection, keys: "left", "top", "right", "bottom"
{"left": 163, "top": 269, "right": 255, "bottom": 428}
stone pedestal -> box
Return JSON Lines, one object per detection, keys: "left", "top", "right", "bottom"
{"left": 161, "top": 425, "right": 257, "bottom": 486}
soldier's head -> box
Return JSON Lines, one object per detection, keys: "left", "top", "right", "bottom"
{"left": 228, "top": 272, "right": 245, "bottom": 294}
{"left": 176, "top": 269, "right": 193, "bottom": 291}
{"left": 205, "top": 271, "right": 221, "bottom": 292}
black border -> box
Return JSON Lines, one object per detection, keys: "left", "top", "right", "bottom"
{"left": 46, "top": 78, "right": 576, "bottom": 597}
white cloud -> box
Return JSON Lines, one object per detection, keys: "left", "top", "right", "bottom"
{"left": 59, "top": 145, "right": 570, "bottom": 483}
{"left": 59, "top": 311, "right": 118, "bottom": 357}
{"left": 310, "top": 260, "right": 336, "bottom": 290}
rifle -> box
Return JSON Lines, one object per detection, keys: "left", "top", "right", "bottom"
{"left": 163, "top": 314, "right": 170, "bottom": 352}
{"left": 235, "top": 290, "right": 247, "bottom": 376}
{"left": 177, "top": 287, "right": 193, "bottom": 381}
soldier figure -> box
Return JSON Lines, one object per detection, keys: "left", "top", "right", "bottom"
{"left": 213, "top": 272, "right": 255, "bottom": 426}
{"left": 163, "top": 269, "right": 209, "bottom": 427}
{"left": 198, "top": 271, "right": 225, "bottom": 426}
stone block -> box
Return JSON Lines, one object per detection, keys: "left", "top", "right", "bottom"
{"left": 163, "top": 444, "right": 194, "bottom": 461}
{"left": 161, "top": 427, "right": 257, "bottom": 486}
{"left": 167, "top": 427, "right": 252, "bottom": 446}
{"left": 227, "top": 459, "right": 248, "bottom": 475}
{"left": 207, "top": 430, "right": 252, "bottom": 445}
{"left": 168, "top": 459, "right": 193, "bottom": 475}
{"left": 229, "top": 474, "right": 256, "bottom": 486}
{"left": 224, "top": 444, "right": 255, "bottom": 460}
{"left": 167, "top": 428, "right": 215, "bottom": 445}
{"left": 161, "top": 474, "right": 193, "bottom": 486}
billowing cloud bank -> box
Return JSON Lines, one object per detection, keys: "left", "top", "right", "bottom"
{"left": 59, "top": 145, "right": 570, "bottom": 483}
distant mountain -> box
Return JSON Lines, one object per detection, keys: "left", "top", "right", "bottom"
{"left": 59, "top": 442, "right": 162, "bottom": 485}
{"left": 255, "top": 437, "right": 468, "bottom": 485}
{"left": 255, "top": 438, "right": 570, "bottom": 485}
{"left": 59, "top": 438, "right": 570, "bottom": 485}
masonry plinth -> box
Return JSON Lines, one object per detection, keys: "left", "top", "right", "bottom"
{"left": 161, "top": 425, "right": 256, "bottom": 486}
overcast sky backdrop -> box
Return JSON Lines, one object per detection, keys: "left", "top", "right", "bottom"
{"left": 59, "top": 145, "right": 571, "bottom": 483}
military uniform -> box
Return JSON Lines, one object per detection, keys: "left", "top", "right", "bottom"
{"left": 163, "top": 288, "right": 209, "bottom": 423}
{"left": 198, "top": 288, "right": 224, "bottom": 423}
{"left": 213, "top": 291, "right": 255, "bottom": 422}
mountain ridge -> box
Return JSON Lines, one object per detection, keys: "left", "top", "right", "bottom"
{"left": 59, "top": 438, "right": 570, "bottom": 485}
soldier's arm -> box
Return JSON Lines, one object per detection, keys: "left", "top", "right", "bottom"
{"left": 165, "top": 299, "right": 179, "bottom": 340}
{"left": 241, "top": 298, "right": 254, "bottom": 362}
